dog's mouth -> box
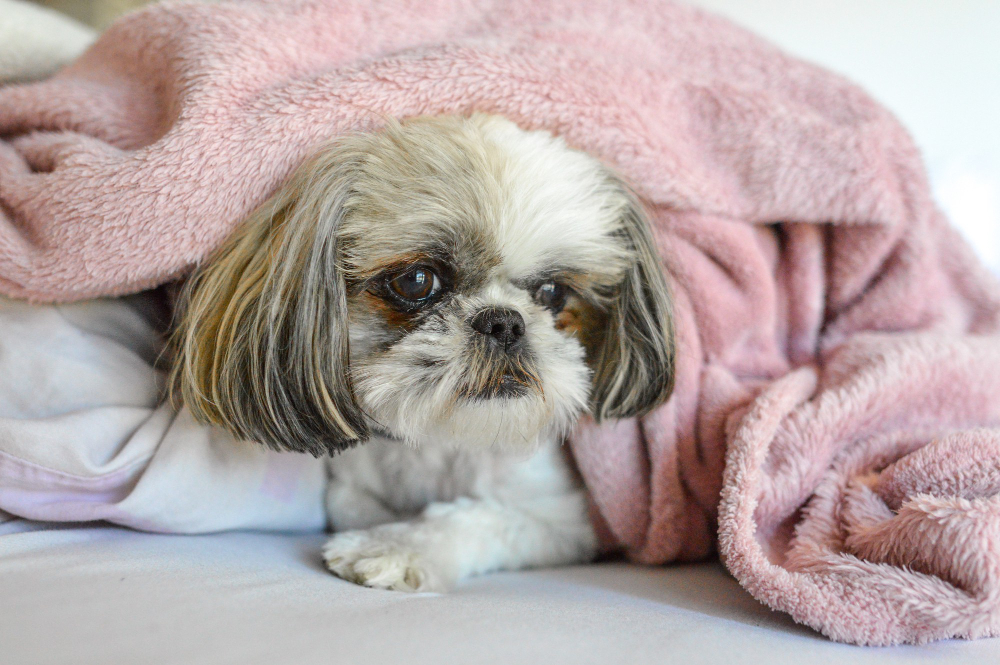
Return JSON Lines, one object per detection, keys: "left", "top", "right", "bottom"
{"left": 485, "top": 374, "right": 532, "bottom": 399}
{"left": 457, "top": 365, "right": 542, "bottom": 401}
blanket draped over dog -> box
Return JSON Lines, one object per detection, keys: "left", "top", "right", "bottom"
{"left": 2, "top": 0, "right": 1000, "bottom": 646}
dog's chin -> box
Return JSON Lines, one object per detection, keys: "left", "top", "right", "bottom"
{"left": 433, "top": 395, "right": 565, "bottom": 451}
{"left": 360, "top": 382, "right": 587, "bottom": 453}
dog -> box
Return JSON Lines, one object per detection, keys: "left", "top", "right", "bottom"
{"left": 170, "top": 113, "right": 675, "bottom": 591}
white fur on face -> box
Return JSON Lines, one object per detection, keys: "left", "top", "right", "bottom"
{"left": 341, "top": 114, "right": 633, "bottom": 451}
{"left": 352, "top": 285, "right": 591, "bottom": 451}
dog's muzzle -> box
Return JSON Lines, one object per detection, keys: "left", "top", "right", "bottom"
{"left": 462, "top": 307, "right": 540, "bottom": 399}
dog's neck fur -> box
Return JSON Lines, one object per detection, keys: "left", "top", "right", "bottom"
{"left": 326, "top": 433, "right": 581, "bottom": 532}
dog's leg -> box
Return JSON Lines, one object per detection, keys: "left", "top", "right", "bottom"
{"left": 326, "top": 480, "right": 401, "bottom": 532}
{"left": 322, "top": 491, "right": 597, "bottom": 592}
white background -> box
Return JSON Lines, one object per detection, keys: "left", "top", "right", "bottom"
{"left": 685, "top": 0, "right": 1000, "bottom": 272}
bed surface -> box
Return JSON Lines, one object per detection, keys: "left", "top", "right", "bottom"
{"left": 3, "top": 521, "right": 999, "bottom": 665}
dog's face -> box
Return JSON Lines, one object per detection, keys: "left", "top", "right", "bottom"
{"left": 171, "top": 114, "right": 674, "bottom": 456}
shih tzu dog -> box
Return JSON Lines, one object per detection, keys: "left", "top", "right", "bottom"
{"left": 170, "top": 113, "right": 674, "bottom": 592}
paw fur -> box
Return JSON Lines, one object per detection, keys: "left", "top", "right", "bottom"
{"left": 323, "top": 530, "right": 451, "bottom": 592}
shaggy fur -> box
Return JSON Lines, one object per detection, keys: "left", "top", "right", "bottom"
{"left": 171, "top": 113, "right": 674, "bottom": 590}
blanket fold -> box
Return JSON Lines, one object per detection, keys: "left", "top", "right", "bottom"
{"left": 2, "top": 0, "right": 999, "bottom": 646}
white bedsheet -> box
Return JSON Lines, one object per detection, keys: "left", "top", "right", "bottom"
{"left": 0, "top": 293, "right": 327, "bottom": 534}
{"left": 2, "top": 521, "right": 998, "bottom": 664}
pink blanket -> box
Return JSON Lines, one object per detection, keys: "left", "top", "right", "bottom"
{"left": 2, "top": 0, "right": 999, "bottom": 646}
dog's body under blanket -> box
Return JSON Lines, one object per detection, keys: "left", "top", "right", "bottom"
{"left": 1, "top": 0, "right": 999, "bottom": 645}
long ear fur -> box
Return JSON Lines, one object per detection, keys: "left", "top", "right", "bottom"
{"left": 590, "top": 189, "right": 675, "bottom": 421}
{"left": 169, "top": 148, "right": 369, "bottom": 456}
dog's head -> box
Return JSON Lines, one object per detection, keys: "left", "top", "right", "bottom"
{"left": 171, "top": 114, "right": 674, "bottom": 456}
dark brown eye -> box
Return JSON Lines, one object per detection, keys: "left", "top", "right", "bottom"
{"left": 534, "top": 281, "right": 568, "bottom": 313}
{"left": 388, "top": 266, "right": 441, "bottom": 302}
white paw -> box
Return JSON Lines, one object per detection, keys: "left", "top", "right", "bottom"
{"left": 323, "top": 529, "right": 452, "bottom": 592}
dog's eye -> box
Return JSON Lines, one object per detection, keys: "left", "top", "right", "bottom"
{"left": 388, "top": 266, "right": 441, "bottom": 302}
{"left": 534, "top": 281, "right": 568, "bottom": 313}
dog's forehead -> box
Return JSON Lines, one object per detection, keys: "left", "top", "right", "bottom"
{"left": 342, "top": 115, "right": 628, "bottom": 281}
{"left": 472, "top": 116, "right": 629, "bottom": 277}
{"left": 489, "top": 154, "right": 625, "bottom": 278}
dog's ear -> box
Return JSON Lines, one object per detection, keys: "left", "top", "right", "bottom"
{"left": 589, "top": 188, "right": 675, "bottom": 421}
{"left": 169, "top": 148, "right": 369, "bottom": 456}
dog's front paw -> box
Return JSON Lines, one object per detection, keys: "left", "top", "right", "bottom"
{"left": 323, "top": 528, "right": 452, "bottom": 592}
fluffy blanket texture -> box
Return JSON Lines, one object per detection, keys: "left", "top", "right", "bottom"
{"left": 2, "top": 0, "right": 1000, "bottom": 646}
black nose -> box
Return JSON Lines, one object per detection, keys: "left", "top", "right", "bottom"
{"left": 470, "top": 307, "right": 525, "bottom": 350}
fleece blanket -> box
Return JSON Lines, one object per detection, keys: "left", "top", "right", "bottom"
{"left": 2, "top": 0, "right": 1000, "bottom": 647}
